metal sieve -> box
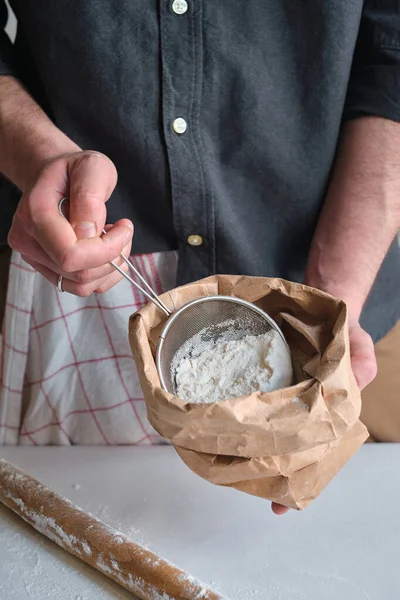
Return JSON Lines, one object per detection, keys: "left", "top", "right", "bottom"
{"left": 58, "top": 197, "right": 289, "bottom": 397}
{"left": 156, "top": 296, "right": 289, "bottom": 395}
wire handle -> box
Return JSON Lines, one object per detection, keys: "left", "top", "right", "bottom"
{"left": 58, "top": 197, "right": 171, "bottom": 316}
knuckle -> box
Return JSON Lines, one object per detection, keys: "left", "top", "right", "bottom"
{"left": 58, "top": 252, "right": 76, "bottom": 273}
{"left": 74, "top": 269, "right": 94, "bottom": 284}
{"left": 22, "top": 196, "right": 44, "bottom": 235}
{"left": 105, "top": 238, "right": 127, "bottom": 260}
{"left": 8, "top": 228, "right": 27, "bottom": 254}
{"left": 119, "top": 264, "right": 130, "bottom": 278}
{"left": 96, "top": 281, "right": 113, "bottom": 294}
{"left": 72, "top": 186, "right": 101, "bottom": 204}
{"left": 74, "top": 284, "right": 94, "bottom": 298}
{"left": 94, "top": 285, "right": 107, "bottom": 295}
{"left": 96, "top": 273, "right": 121, "bottom": 294}
{"left": 123, "top": 241, "right": 133, "bottom": 256}
{"left": 7, "top": 231, "right": 20, "bottom": 251}
{"left": 103, "top": 248, "right": 120, "bottom": 265}
{"left": 114, "top": 255, "right": 126, "bottom": 269}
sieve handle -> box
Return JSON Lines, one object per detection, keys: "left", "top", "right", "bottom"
{"left": 58, "top": 197, "right": 171, "bottom": 316}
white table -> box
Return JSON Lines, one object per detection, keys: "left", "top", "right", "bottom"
{"left": 0, "top": 445, "right": 398, "bottom": 600}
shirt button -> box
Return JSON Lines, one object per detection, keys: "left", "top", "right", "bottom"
{"left": 172, "top": 0, "right": 188, "bottom": 15}
{"left": 172, "top": 117, "right": 187, "bottom": 134}
{"left": 187, "top": 234, "right": 203, "bottom": 247}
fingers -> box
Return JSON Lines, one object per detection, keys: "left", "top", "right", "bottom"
{"left": 22, "top": 248, "right": 127, "bottom": 285}
{"left": 92, "top": 263, "right": 131, "bottom": 294}
{"left": 10, "top": 151, "right": 131, "bottom": 269}
{"left": 271, "top": 503, "right": 290, "bottom": 516}
{"left": 269, "top": 326, "right": 375, "bottom": 519}
{"left": 8, "top": 150, "right": 134, "bottom": 297}
{"left": 349, "top": 324, "right": 377, "bottom": 390}
{"left": 28, "top": 253, "right": 130, "bottom": 297}
{"left": 10, "top": 193, "right": 133, "bottom": 273}
{"left": 20, "top": 222, "right": 133, "bottom": 294}
{"left": 19, "top": 226, "right": 133, "bottom": 285}
{"left": 38, "top": 216, "right": 133, "bottom": 272}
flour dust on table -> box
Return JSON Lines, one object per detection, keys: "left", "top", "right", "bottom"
{"left": 0, "top": 505, "right": 134, "bottom": 600}
{"left": 2, "top": 446, "right": 398, "bottom": 600}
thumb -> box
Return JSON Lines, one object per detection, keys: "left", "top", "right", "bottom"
{"left": 349, "top": 324, "right": 377, "bottom": 390}
{"left": 68, "top": 152, "right": 118, "bottom": 239}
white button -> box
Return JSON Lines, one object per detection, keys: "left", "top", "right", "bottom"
{"left": 187, "top": 234, "right": 203, "bottom": 246}
{"left": 172, "top": 0, "right": 188, "bottom": 15}
{"left": 172, "top": 117, "right": 187, "bottom": 134}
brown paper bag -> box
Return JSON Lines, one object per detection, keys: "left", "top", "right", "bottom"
{"left": 129, "top": 276, "right": 368, "bottom": 509}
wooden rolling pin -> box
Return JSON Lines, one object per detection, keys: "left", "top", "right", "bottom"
{"left": 0, "top": 459, "right": 223, "bottom": 600}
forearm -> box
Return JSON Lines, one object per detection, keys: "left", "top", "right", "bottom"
{"left": 305, "top": 117, "right": 400, "bottom": 319}
{"left": 0, "top": 76, "right": 79, "bottom": 192}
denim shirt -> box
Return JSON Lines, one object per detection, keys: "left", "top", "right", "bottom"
{"left": 0, "top": 1, "right": 399, "bottom": 341}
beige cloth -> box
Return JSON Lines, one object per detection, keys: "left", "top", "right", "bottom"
{"left": 360, "top": 320, "right": 400, "bottom": 442}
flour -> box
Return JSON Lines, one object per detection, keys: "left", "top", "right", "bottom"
{"left": 0, "top": 506, "right": 132, "bottom": 600}
{"left": 173, "top": 329, "right": 293, "bottom": 403}
{"left": 292, "top": 397, "right": 308, "bottom": 410}
{"left": 2, "top": 491, "right": 211, "bottom": 600}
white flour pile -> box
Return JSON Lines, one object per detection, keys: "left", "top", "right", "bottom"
{"left": 173, "top": 329, "right": 293, "bottom": 403}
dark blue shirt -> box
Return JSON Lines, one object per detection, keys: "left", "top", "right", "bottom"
{"left": 0, "top": 1, "right": 399, "bottom": 341}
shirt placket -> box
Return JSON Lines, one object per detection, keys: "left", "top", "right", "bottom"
{"left": 160, "top": 0, "right": 215, "bottom": 283}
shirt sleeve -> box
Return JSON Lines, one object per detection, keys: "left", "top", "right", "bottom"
{"left": 344, "top": 0, "right": 400, "bottom": 122}
{"left": 0, "top": 1, "right": 18, "bottom": 76}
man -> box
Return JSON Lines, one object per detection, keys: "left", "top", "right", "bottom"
{"left": 0, "top": 2, "right": 399, "bottom": 516}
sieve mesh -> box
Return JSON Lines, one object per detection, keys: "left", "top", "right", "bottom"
{"left": 156, "top": 296, "right": 284, "bottom": 395}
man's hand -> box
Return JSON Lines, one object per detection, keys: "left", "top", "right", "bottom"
{"left": 270, "top": 315, "right": 377, "bottom": 517}
{"left": 269, "top": 115, "right": 400, "bottom": 517}
{"left": 8, "top": 150, "right": 134, "bottom": 295}
{"left": 0, "top": 77, "right": 133, "bottom": 295}
{"left": 347, "top": 317, "right": 377, "bottom": 391}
